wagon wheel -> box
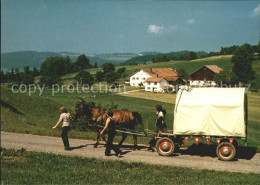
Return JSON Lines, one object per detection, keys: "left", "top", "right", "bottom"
{"left": 216, "top": 142, "right": 236, "bottom": 161}
{"left": 156, "top": 137, "right": 175, "bottom": 156}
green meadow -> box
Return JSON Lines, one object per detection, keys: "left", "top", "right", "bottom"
{"left": 1, "top": 148, "right": 260, "bottom": 185}
{"left": 1, "top": 55, "right": 260, "bottom": 148}
{"left": 1, "top": 55, "right": 260, "bottom": 184}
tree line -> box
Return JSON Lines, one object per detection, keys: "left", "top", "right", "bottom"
{"left": 214, "top": 43, "right": 259, "bottom": 87}
{"left": 0, "top": 53, "right": 126, "bottom": 87}
{"left": 0, "top": 54, "right": 98, "bottom": 86}
{"left": 123, "top": 42, "right": 260, "bottom": 65}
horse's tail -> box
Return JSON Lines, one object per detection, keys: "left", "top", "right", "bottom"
{"left": 132, "top": 112, "right": 143, "bottom": 127}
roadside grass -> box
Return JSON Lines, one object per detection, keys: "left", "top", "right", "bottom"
{"left": 1, "top": 148, "right": 260, "bottom": 185}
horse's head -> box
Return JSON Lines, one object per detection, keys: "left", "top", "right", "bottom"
{"left": 72, "top": 101, "right": 94, "bottom": 121}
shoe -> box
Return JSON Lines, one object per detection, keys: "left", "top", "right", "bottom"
{"left": 64, "top": 147, "right": 71, "bottom": 151}
{"left": 116, "top": 151, "right": 121, "bottom": 157}
{"left": 105, "top": 154, "right": 111, "bottom": 156}
{"left": 148, "top": 146, "right": 155, "bottom": 152}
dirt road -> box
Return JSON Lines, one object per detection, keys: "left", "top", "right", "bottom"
{"left": 1, "top": 131, "right": 260, "bottom": 174}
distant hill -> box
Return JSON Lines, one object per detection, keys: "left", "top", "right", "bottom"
{"left": 1, "top": 51, "right": 137, "bottom": 72}
{"left": 1, "top": 51, "right": 80, "bottom": 72}
{"left": 121, "top": 51, "right": 208, "bottom": 65}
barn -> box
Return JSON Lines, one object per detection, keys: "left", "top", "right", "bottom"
{"left": 189, "top": 65, "right": 222, "bottom": 87}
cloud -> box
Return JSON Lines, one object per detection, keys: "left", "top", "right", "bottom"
{"left": 251, "top": 4, "right": 260, "bottom": 17}
{"left": 186, "top": 19, "right": 195, "bottom": 25}
{"left": 147, "top": 25, "right": 164, "bottom": 34}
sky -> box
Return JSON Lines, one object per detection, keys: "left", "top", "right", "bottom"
{"left": 1, "top": 0, "right": 260, "bottom": 54}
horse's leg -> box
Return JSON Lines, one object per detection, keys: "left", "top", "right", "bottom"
{"left": 133, "top": 135, "right": 137, "bottom": 150}
{"left": 118, "top": 133, "right": 127, "bottom": 148}
{"left": 94, "top": 130, "right": 101, "bottom": 148}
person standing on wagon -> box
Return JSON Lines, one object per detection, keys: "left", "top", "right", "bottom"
{"left": 52, "top": 107, "right": 72, "bottom": 151}
{"left": 100, "top": 111, "right": 121, "bottom": 156}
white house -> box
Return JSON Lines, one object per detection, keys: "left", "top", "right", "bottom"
{"left": 144, "top": 77, "right": 172, "bottom": 92}
{"left": 129, "top": 69, "right": 153, "bottom": 87}
{"left": 127, "top": 68, "right": 184, "bottom": 92}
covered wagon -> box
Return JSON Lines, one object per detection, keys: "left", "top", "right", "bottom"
{"left": 156, "top": 87, "right": 247, "bottom": 161}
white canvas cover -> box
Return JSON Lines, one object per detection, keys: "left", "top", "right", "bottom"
{"left": 173, "top": 88, "right": 246, "bottom": 137}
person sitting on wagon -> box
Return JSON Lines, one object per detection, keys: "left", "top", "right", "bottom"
{"left": 100, "top": 111, "right": 121, "bottom": 157}
{"left": 155, "top": 105, "right": 167, "bottom": 137}
{"left": 148, "top": 105, "right": 167, "bottom": 151}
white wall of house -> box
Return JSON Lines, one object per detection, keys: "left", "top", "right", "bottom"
{"left": 130, "top": 70, "right": 152, "bottom": 86}
{"left": 144, "top": 79, "right": 169, "bottom": 92}
{"left": 190, "top": 80, "right": 217, "bottom": 87}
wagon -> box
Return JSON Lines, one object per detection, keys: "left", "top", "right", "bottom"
{"left": 155, "top": 87, "right": 248, "bottom": 161}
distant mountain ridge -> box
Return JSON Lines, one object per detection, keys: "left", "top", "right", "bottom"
{"left": 1, "top": 51, "right": 80, "bottom": 72}
{"left": 1, "top": 51, "right": 138, "bottom": 72}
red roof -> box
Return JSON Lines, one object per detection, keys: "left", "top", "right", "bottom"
{"left": 142, "top": 68, "right": 178, "bottom": 78}
{"left": 145, "top": 77, "right": 164, "bottom": 82}
{"left": 190, "top": 65, "right": 223, "bottom": 77}
{"left": 205, "top": 65, "right": 223, "bottom": 74}
{"left": 164, "top": 76, "right": 180, "bottom": 82}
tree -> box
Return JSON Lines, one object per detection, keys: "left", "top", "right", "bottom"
{"left": 32, "top": 67, "right": 40, "bottom": 77}
{"left": 22, "top": 66, "right": 34, "bottom": 86}
{"left": 117, "top": 67, "right": 126, "bottom": 77}
{"left": 231, "top": 44, "right": 255, "bottom": 84}
{"left": 94, "top": 62, "right": 98, "bottom": 68}
{"left": 75, "top": 71, "right": 94, "bottom": 86}
{"left": 40, "top": 56, "right": 71, "bottom": 76}
{"left": 95, "top": 71, "right": 104, "bottom": 82}
{"left": 177, "top": 67, "right": 189, "bottom": 80}
{"left": 75, "top": 54, "right": 92, "bottom": 71}
{"left": 213, "top": 69, "right": 232, "bottom": 85}
{"left": 22, "top": 73, "right": 34, "bottom": 86}
{"left": 0, "top": 70, "right": 6, "bottom": 83}
{"left": 257, "top": 40, "right": 260, "bottom": 59}
{"left": 104, "top": 71, "right": 120, "bottom": 84}
{"left": 102, "top": 63, "right": 115, "bottom": 74}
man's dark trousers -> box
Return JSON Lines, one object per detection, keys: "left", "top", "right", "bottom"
{"left": 105, "top": 129, "right": 120, "bottom": 156}
{"left": 61, "top": 126, "right": 70, "bottom": 149}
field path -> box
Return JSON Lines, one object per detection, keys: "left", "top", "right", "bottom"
{"left": 2, "top": 131, "right": 260, "bottom": 174}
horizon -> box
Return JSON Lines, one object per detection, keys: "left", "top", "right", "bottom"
{"left": 1, "top": 0, "right": 260, "bottom": 54}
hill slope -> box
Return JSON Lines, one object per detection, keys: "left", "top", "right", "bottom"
{"left": 0, "top": 86, "right": 64, "bottom": 135}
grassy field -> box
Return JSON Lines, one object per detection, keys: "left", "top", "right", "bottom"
{"left": 1, "top": 85, "right": 260, "bottom": 150}
{"left": 1, "top": 148, "right": 260, "bottom": 184}
{"left": 1, "top": 55, "right": 260, "bottom": 150}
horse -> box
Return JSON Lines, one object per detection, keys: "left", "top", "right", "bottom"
{"left": 72, "top": 102, "right": 142, "bottom": 149}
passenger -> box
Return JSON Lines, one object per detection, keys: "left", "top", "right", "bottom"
{"left": 52, "top": 107, "right": 72, "bottom": 151}
{"left": 155, "top": 105, "right": 167, "bottom": 137}
{"left": 100, "top": 111, "right": 121, "bottom": 157}
{"left": 148, "top": 105, "right": 167, "bottom": 151}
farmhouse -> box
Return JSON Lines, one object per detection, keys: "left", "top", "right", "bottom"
{"left": 128, "top": 68, "right": 184, "bottom": 92}
{"left": 189, "top": 65, "right": 222, "bottom": 87}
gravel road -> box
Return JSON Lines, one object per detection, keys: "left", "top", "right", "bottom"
{"left": 1, "top": 131, "right": 260, "bottom": 174}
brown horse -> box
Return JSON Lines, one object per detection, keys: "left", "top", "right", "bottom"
{"left": 72, "top": 102, "right": 142, "bottom": 149}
